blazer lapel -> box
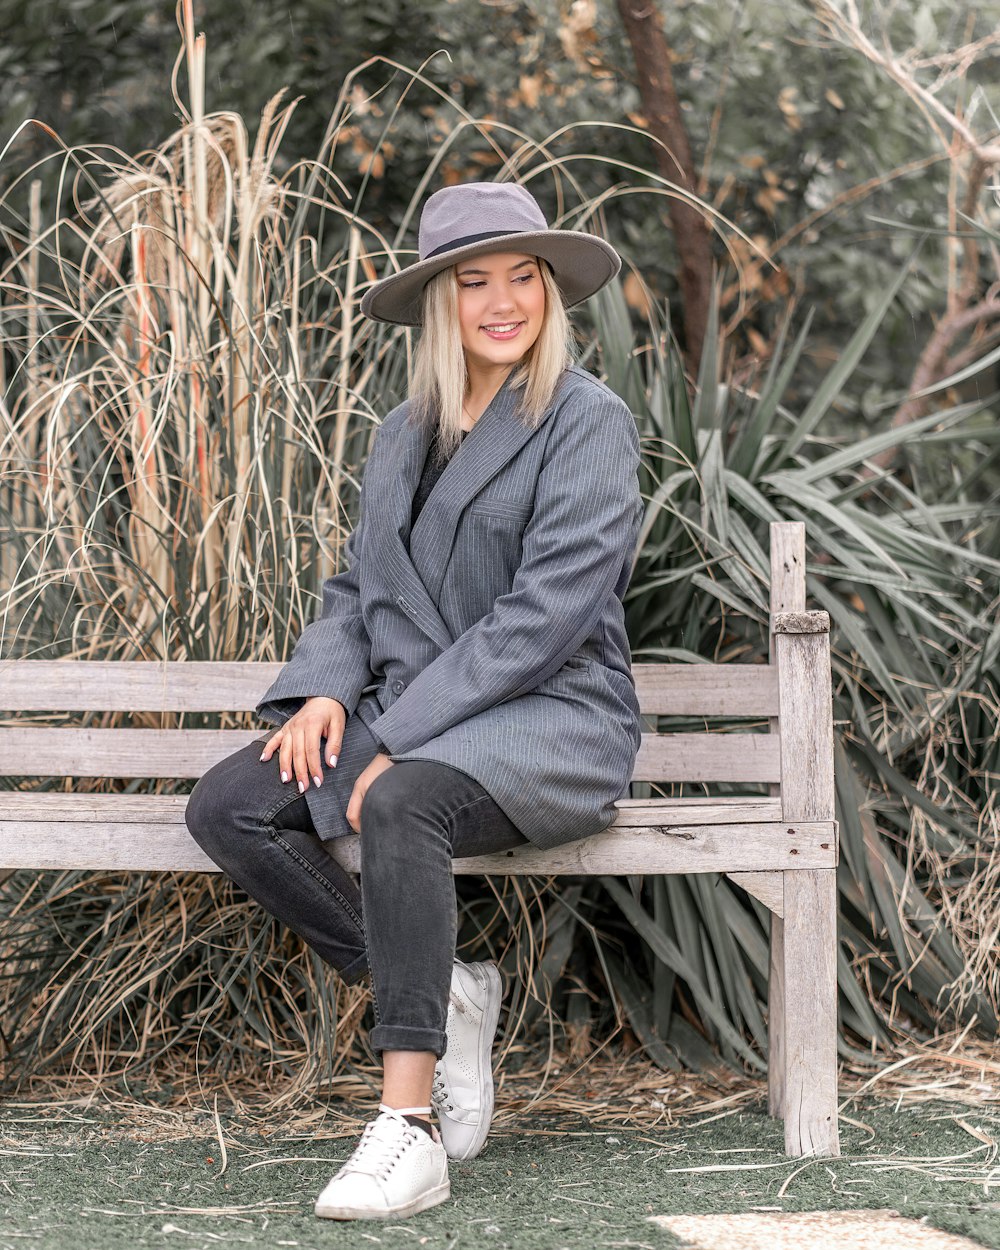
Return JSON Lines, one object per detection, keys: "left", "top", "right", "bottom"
{"left": 374, "top": 416, "right": 454, "bottom": 652}
{"left": 372, "top": 366, "right": 564, "bottom": 649}
{"left": 409, "top": 368, "right": 558, "bottom": 602}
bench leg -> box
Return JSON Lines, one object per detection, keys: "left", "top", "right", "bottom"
{"left": 767, "top": 908, "right": 785, "bottom": 1120}
{"left": 769, "top": 868, "right": 840, "bottom": 1157}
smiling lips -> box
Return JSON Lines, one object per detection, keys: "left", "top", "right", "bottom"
{"left": 481, "top": 321, "right": 525, "bottom": 340}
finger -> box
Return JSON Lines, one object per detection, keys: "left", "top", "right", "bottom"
{"left": 292, "top": 725, "right": 311, "bottom": 794}
{"left": 325, "top": 716, "right": 343, "bottom": 768}
{"left": 259, "top": 728, "right": 282, "bottom": 762}
{"left": 355, "top": 776, "right": 370, "bottom": 833}
{"left": 306, "top": 724, "right": 324, "bottom": 790}
{"left": 346, "top": 783, "right": 360, "bottom": 833}
{"left": 278, "top": 726, "right": 294, "bottom": 784}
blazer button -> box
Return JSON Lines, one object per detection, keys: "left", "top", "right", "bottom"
{"left": 392, "top": 679, "right": 405, "bottom": 694}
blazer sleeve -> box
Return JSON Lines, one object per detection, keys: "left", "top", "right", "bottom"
{"left": 255, "top": 464, "right": 375, "bottom": 727}
{"left": 367, "top": 391, "right": 642, "bottom": 756}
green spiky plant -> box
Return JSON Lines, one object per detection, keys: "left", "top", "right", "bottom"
{"left": 2, "top": 4, "right": 1000, "bottom": 1106}
{"left": 599, "top": 264, "right": 1000, "bottom": 1070}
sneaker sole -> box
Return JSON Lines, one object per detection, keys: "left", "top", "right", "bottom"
{"left": 449, "top": 960, "right": 503, "bottom": 1162}
{"left": 315, "top": 1178, "right": 451, "bottom": 1220}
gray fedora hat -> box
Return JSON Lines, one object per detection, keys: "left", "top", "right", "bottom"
{"left": 359, "top": 181, "right": 622, "bottom": 327}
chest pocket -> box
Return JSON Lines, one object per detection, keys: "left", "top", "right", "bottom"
{"left": 467, "top": 498, "right": 533, "bottom": 525}
{"left": 449, "top": 497, "right": 533, "bottom": 606}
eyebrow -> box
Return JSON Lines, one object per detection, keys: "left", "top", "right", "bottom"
{"left": 456, "top": 258, "right": 538, "bottom": 277}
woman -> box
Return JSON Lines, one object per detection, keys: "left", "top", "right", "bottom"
{"left": 184, "top": 180, "right": 643, "bottom": 1221}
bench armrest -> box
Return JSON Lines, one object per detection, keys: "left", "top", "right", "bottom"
{"left": 771, "top": 610, "right": 830, "bottom": 635}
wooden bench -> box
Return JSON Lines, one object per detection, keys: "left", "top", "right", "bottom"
{"left": 0, "top": 520, "right": 839, "bottom": 1156}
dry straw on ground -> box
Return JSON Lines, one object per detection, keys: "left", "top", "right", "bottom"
{"left": 3, "top": 1024, "right": 998, "bottom": 1143}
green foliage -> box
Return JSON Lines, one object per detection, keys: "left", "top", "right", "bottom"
{"left": 609, "top": 269, "right": 1000, "bottom": 1064}
{"left": 4, "top": 0, "right": 999, "bottom": 409}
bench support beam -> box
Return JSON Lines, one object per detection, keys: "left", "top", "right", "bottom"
{"left": 725, "top": 871, "right": 784, "bottom": 917}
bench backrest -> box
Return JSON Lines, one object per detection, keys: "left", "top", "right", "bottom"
{"left": 0, "top": 523, "right": 832, "bottom": 815}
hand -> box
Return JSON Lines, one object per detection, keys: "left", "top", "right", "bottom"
{"left": 346, "top": 752, "right": 395, "bottom": 833}
{"left": 259, "top": 696, "right": 346, "bottom": 794}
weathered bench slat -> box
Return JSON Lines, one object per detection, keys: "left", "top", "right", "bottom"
{"left": 632, "top": 665, "right": 778, "bottom": 715}
{"left": 0, "top": 820, "right": 837, "bottom": 875}
{"left": 0, "top": 661, "right": 289, "bottom": 712}
{"left": 1, "top": 660, "right": 779, "bottom": 717}
{"left": 0, "top": 793, "right": 784, "bottom": 827}
{"left": 636, "top": 733, "right": 780, "bottom": 782}
{"left": 0, "top": 729, "right": 268, "bottom": 777}
{"left": 0, "top": 729, "right": 782, "bottom": 783}
{"left": 613, "top": 797, "right": 782, "bottom": 823}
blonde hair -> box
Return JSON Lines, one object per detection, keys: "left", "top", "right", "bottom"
{"left": 409, "top": 256, "right": 577, "bottom": 463}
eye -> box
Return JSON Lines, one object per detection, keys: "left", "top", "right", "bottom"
{"left": 460, "top": 273, "right": 536, "bottom": 290}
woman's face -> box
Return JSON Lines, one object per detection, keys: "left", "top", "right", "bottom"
{"left": 454, "top": 251, "right": 546, "bottom": 377}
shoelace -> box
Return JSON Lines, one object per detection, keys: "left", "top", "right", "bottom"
{"left": 431, "top": 1068, "right": 452, "bottom": 1112}
{"left": 431, "top": 990, "right": 468, "bottom": 1112}
{"left": 337, "top": 1108, "right": 423, "bottom": 1183}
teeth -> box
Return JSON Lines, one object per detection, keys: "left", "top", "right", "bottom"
{"left": 484, "top": 322, "right": 521, "bottom": 332}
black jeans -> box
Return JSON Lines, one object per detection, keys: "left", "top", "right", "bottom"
{"left": 184, "top": 738, "right": 529, "bottom": 1058}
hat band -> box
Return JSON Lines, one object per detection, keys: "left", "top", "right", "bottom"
{"left": 424, "top": 228, "right": 533, "bottom": 260}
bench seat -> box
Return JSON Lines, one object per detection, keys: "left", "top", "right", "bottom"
{"left": 0, "top": 790, "right": 834, "bottom": 877}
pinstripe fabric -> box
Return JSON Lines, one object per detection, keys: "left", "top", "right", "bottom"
{"left": 255, "top": 363, "right": 643, "bottom": 850}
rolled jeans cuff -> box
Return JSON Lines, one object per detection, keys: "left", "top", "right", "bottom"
{"left": 370, "top": 1023, "right": 447, "bottom": 1058}
{"left": 339, "top": 953, "right": 370, "bottom": 987}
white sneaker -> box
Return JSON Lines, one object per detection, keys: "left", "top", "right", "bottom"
{"left": 314, "top": 1104, "right": 450, "bottom": 1220}
{"left": 431, "top": 959, "right": 503, "bottom": 1161}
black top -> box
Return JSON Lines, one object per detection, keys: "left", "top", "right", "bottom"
{"left": 410, "top": 426, "right": 469, "bottom": 533}
{"left": 368, "top": 426, "right": 468, "bottom": 757}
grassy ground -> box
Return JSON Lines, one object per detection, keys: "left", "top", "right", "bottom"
{"left": 2, "top": 1092, "right": 1000, "bottom": 1250}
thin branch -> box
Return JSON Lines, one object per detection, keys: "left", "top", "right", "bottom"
{"left": 811, "top": 0, "right": 1000, "bottom": 164}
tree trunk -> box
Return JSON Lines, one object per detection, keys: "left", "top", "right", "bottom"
{"left": 616, "top": 0, "right": 714, "bottom": 373}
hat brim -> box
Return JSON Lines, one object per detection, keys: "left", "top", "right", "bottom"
{"left": 359, "top": 230, "right": 621, "bottom": 327}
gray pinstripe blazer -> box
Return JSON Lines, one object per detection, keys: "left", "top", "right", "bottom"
{"left": 255, "top": 363, "right": 643, "bottom": 851}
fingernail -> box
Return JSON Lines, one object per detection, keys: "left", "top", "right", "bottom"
{"left": 298, "top": 780, "right": 305, "bottom": 794}
{"left": 259, "top": 751, "right": 266, "bottom": 762}
{"left": 328, "top": 753, "right": 338, "bottom": 767}
{"left": 281, "top": 771, "right": 288, "bottom": 782}
{"left": 313, "top": 775, "right": 322, "bottom": 788}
